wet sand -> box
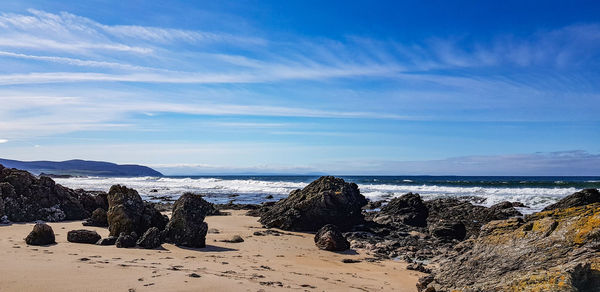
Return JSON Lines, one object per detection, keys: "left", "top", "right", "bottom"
{"left": 0, "top": 210, "right": 420, "bottom": 291}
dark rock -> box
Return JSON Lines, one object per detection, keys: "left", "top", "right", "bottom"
{"left": 137, "top": 227, "right": 162, "bottom": 249}
{"left": 419, "top": 203, "right": 600, "bottom": 291}
{"left": 0, "top": 166, "right": 90, "bottom": 222}
{"left": 406, "top": 263, "right": 431, "bottom": 273}
{"left": 107, "top": 185, "right": 145, "bottom": 236}
{"left": 96, "top": 236, "right": 118, "bottom": 245}
{"left": 106, "top": 185, "right": 167, "bottom": 237}
{"left": 374, "top": 193, "right": 428, "bottom": 227}
{"left": 116, "top": 232, "right": 137, "bottom": 248}
{"left": 25, "top": 223, "right": 55, "bottom": 245}
{"left": 220, "top": 235, "right": 244, "bottom": 243}
{"left": 188, "top": 273, "right": 201, "bottom": 278}
{"left": 362, "top": 200, "right": 384, "bottom": 210}
{"left": 259, "top": 176, "right": 367, "bottom": 231}
{"left": 542, "top": 188, "right": 600, "bottom": 211}
{"left": 314, "top": 224, "right": 350, "bottom": 251}
{"left": 428, "top": 221, "right": 466, "bottom": 241}
{"left": 265, "top": 195, "right": 274, "bottom": 199}
{"left": 163, "top": 193, "right": 211, "bottom": 248}
{"left": 341, "top": 258, "right": 361, "bottom": 263}
{"left": 67, "top": 229, "right": 101, "bottom": 244}
{"left": 425, "top": 198, "right": 521, "bottom": 238}
{"left": 83, "top": 208, "right": 108, "bottom": 227}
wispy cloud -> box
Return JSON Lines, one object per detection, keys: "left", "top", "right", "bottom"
{"left": 0, "top": 139, "right": 8, "bottom": 144}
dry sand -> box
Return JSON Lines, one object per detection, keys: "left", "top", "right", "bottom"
{"left": 0, "top": 210, "right": 421, "bottom": 292}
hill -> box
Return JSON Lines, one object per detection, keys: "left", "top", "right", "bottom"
{"left": 0, "top": 158, "right": 162, "bottom": 177}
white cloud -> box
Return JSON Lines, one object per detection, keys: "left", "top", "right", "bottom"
{"left": 0, "top": 139, "right": 8, "bottom": 144}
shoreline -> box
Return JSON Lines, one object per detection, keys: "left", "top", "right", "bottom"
{"left": 0, "top": 210, "right": 422, "bottom": 292}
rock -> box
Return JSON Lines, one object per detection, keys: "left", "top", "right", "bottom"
{"left": 265, "top": 195, "right": 274, "bottom": 199}
{"left": 425, "top": 198, "right": 521, "bottom": 238}
{"left": 25, "top": 223, "right": 55, "bottom": 245}
{"left": 82, "top": 208, "right": 108, "bottom": 227}
{"left": 220, "top": 235, "right": 244, "bottom": 243}
{"left": 106, "top": 185, "right": 167, "bottom": 236}
{"left": 314, "top": 224, "right": 350, "bottom": 251}
{"left": 116, "top": 232, "right": 137, "bottom": 248}
{"left": 362, "top": 200, "right": 384, "bottom": 210}
{"left": 96, "top": 236, "right": 118, "bottom": 245}
{"left": 163, "top": 193, "right": 212, "bottom": 248}
{"left": 406, "top": 263, "right": 431, "bottom": 273}
{"left": 428, "top": 221, "right": 466, "bottom": 241}
{"left": 67, "top": 229, "right": 101, "bottom": 244}
{"left": 137, "top": 227, "right": 162, "bottom": 249}
{"left": 419, "top": 203, "right": 600, "bottom": 291}
{"left": 373, "top": 193, "right": 428, "bottom": 227}
{"left": 107, "top": 185, "right": 145, "bottom": 236}
{"left": 542, "top": 188, "right": 600, "bottom": 211}
{"left": 341, "top": 259, "right": 361, "bottom": 263}
{"left": 259, "top": 176, "right": 367, "bottom": 231}
{"left": 0, "top": 166, "right": 90, "bottom": 222}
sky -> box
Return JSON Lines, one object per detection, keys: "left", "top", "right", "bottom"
{"left": 0, "top": 0, "right": 599, "bottom": 175}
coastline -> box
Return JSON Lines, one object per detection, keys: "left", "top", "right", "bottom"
{"left": 0, "top": 210, "right": 422, "bottom": 292}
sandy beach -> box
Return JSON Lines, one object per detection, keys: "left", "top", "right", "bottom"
{"left": 0, "top": 210, "right": 421, "bottom": 292}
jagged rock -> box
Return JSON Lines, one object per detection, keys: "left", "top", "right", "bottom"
{"left": 163, "top": 193, "right": 212, "bottom": 248}
{"left": 137, "top": 227, "right": 162, "bottom": 249}
{"left": 83, "top": 208, "right": 108, "bottom": 227}
{"left": 67, "top": 229, "right": 101, "bottom": 244}
{"left": 314, "top": 224, "right": 350, "bottom": 251}
{"left": 428, "top": 221, "right": 466, "bottom": 241}
{"left": 543, "top": 188, "right": 600, "bottom": 211}
{"left": 0, "top": 166, "right": 90, "bottom": 222}
{"left": 419, "top": 203, "right": 600, "bottom": 291}
{"left": 96, "top": 236, "right": 118, "bottom": 245}
{"left": 106, "top": 185, "right": 167, "bottom": 236}
{"left": 425, "top": 198, "right": 521, "bottom": 238}
{"left": 259, "top": 176, "right": 367, "bottom": 231}
{"left": 115, "top": 232, "right": 137, "bottom": 248}
{"left": 373, "top": 193, "right": 428, "bottom": 227}
{"left": 25, "top": 223, "right": 55, "bottom": 245}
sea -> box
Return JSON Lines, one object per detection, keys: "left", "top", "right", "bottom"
{"left": 53, "top": 175, "right": 600, "bottom": 214}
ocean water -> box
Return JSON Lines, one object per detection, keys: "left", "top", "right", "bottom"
{"left": 53, "top": 175, "right": 600, "bottom": 214}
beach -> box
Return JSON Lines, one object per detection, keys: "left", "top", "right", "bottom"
{"left": 0, "top": 210, "right": 421, "bottom": 292}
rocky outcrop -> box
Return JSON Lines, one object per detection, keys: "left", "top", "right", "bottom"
{"left": 372, "top": 193, "right": 428, "bottom": 227}
{"left": 259, "top": 176, "right": 367, "bottom": 231}
{"left": 428, "top": 221, "right": 466, "bottom": 241}
{"left": 314, "top": 224, "right": 350, "bottom": 251}
{"left": 163, "top": 193, "right": 212, "bottom": 248}
{"left": 419, "top": 202, "right": 600, "bottom": 291}
{"left": 426, "top": 198, "right": 521, "bottom": 238}
{"left": 543, "top": 188, "right": 600, "bottom": 211}
{"left": 137, "top": 227, "right": 162, "bottom": 249}
{"left": 106, "top": 185, "right": 168, "bottom": 236}
{"left": 82, "top": 208, "right": 108, "bottom": 227}
{"left": 0, "top": 165, "right": 96, "bottom": 222}
{"left": 67, "top": 229, "right": 102, "bottom": 244}
{"left": 25, "top": 223, "right": 55, "bottom": 245}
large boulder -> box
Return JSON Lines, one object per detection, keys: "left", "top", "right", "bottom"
{"left": 106, "top": 185, "right": 168, "bottom": 236}
{"left": 0, "top": 166, "right": 91, "bottom": 222}
{"left": 373, "top": 193, "right": 428, "bottom": 227}
{"left": 67, "top": 229, "right": 101, "bottom": 244}
{"left": 137, "top": 227, "right": 162, "bottom": 249}
{"left": 259, "top": 176, "right": 368, "bottom": 231}
{"left": 543, "top": 188, "right": 600, "bottom": 211}
{"left": 418, "top": 203, "right": 600, "bottom": 291}
{"left": 163, "top": 193, "right": 212, "bottom": 248}
{"left": 314, "top": 224, "right": 350, "bottom": 251}
{"left": 25, "top": 223, "right": 56, "bottom": 245}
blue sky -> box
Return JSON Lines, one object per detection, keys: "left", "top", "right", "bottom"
{"left": 0, "top": 1, "right": 599, "bottom": 175}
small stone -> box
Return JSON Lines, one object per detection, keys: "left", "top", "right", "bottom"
{"left": 67, "top": 229, "right": 101, "bottom": 244}
{"left": 25, "top": 223, "right": 55, "bottom": 245}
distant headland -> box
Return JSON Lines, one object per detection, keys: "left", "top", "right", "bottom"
{"left": 0, "top": 158, "right": 162, "bottom": 177}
